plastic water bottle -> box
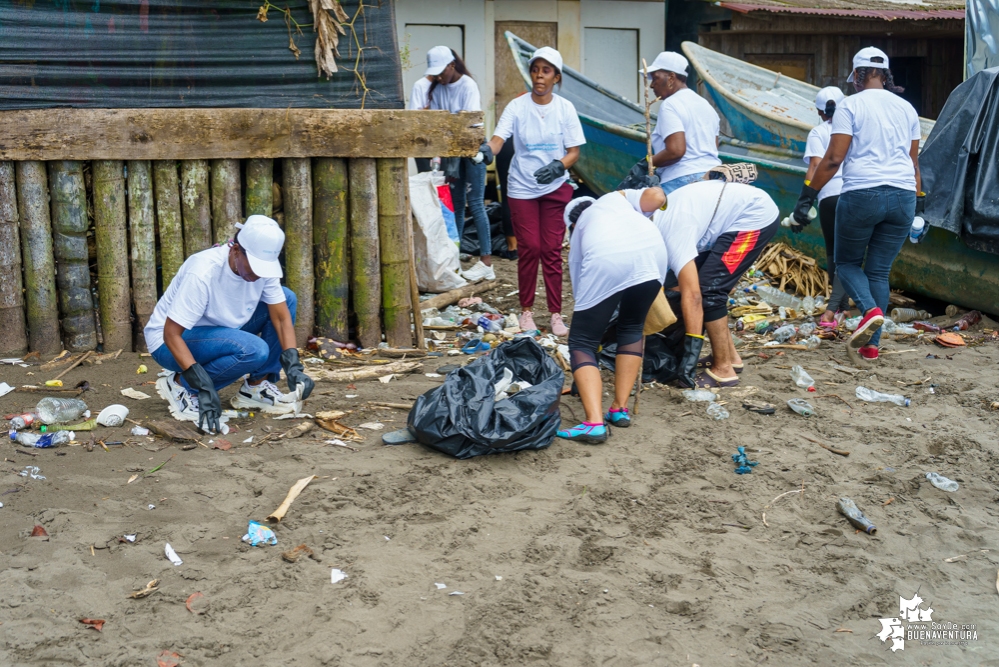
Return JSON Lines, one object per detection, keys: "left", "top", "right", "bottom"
{"left": 754, "top": 285, "right": 802, "bottom": 310}
{"left": 802, "top": 335, "right": 821, "bottom": 350}
{"left": 837, "top": 498, "right": 876, "bottom": 534}
{"left": 909, "top": 216, "right": 925, "bottom": 244}
{"left": 925, "top": 472, "right": 959, "bottom": 492}
{"left": 780, "top": 206, "right": 817, "bottom": 228}
{"left": 682, "top": 389, "right": 716, "bottom": 402}
{"left": 790, "top": 365, "right": 815, "bottom": 390}
{"left": 801, "top": 295, "right": 816, "bottom": 315}
{"left": 477, "top": 315, "right": 503, "bottom": 333}
{"left": 798, "top": 322, "right": 816, "bottom": 337}
{"left": 9, "top": 412, "right": 39, "bottom": 429}
{"left": 706, "top": 403, "right": 729, "bottom": 420}
{"left": 35, "top": 397, "right": 89, "bottom": 425}
{"left": 772, "top": 324, "right": 797, "bottom": 343}
{"left": 10, "top": 430, "right": 74, "bottom": 448}
{"left": 787, "top": 398, "right": 815, "bottom": 416}
{"left": 855, "top": 386, "right": 910, "bottom": 407}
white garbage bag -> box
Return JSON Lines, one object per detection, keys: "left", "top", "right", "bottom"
{"left": 410, "top": 172, "right": 467, "bottom": 293}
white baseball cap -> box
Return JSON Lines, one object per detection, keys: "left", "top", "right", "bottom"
{"left": 814, "top": 86, "right": 845, "bottom": 110}
{"left": 563, "top": 197, "right": 596, "bottom": 229}
{"left": 847, "top": 47, "right": 890, "bottom": 82}
{"left": 643, "top": 51, "right": 688, "bottom": 77}
{"left": 528, "top": 46, "right": 563, "bottom": 74}
{"left": 425, "top": 45, "right": 454, "bottom": 77}
{"left": 235, "top": 215, "right": 285, "bottom": 279}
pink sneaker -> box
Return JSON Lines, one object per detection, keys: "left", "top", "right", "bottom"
{"left": 550, "top": 313, "right": 569, "bottom": 337}
{"left": 519, "top": 310, "right": 536, "bottom": 332}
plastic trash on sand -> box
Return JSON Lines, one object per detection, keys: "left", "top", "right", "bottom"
{"left": 331, "top": 568, "right": 348, "bottom": 584}
{"left": 682, "top": 389, "right": 716, "bottom": 402}
{"left": 790, "top": 365, "right": 815, "bottom": 390}
{"left": 837, "top": 498, "right": 876, "bottom": 534}
{"left": 731, "top": 446, "right": 758, "bottom": 474}
{"left": 787, "top": 398, "right": 815, "bottom": 416}
{"left": 96, "top": 404, "right": 129, "bottom": 427}
{"left": 242, "top": 520, "right": 278, "bottom": 547}
{"left": 408, "top": 338, "right": 564, "bottom": 459}
{"left": 165, "top": 543, "right": 183, "bottom": 566}
{"left": 926, "top": 472, "right": 959, "bottom": 492}
{"left": 706, "top": 403, "right": 729, "bottom": 420}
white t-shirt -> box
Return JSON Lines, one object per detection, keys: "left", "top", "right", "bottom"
{"left": 803, "top": 121, "right": 843, "bottom": 200}
{"left": 428, "top": 75, "right": 481, "bottom": 113}
{"left": 409, "top": 77, "right": 432, "bottom": 110}
{"left": 625, "top": 181, "right": 778, "bottom": 276}
{"left": 831, "top": 88, "right": 920, "bottom": 193}
{"left": 143, "top": 246, "right": 286, "bottom": 352}
{"left": 492, "top": 94, "right": 587, "bottom": 199}
{"left": 569, "top": 193, "right": 669, "bottom": 312}
{"left": 652, "top": 88, "right": 721, "bottom": 184}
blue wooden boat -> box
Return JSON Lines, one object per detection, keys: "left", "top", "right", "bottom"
{"left": 505, "top": 32, "right": 999, "bottom": 314}
{"left": 681, "top": 41, "right": 936, "bottom": 153}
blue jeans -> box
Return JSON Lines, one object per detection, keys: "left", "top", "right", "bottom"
{"left": 834, "top": 186, "right": 915, "bottom": 347}
{"left": 660, "top": 171, "right": 706, "bottom": 195}
{"left": 450, "top": 158, "right": 491, "bottom": 256}
{"left": 150, "top": 287, "right": 297, "bottom": 390}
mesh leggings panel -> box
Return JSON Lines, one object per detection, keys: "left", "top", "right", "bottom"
{"left": 616, "top": 338, "right": 645, "bottom": 358}
{"left": 570, "top": 349, "right": 599, "bottom": 372}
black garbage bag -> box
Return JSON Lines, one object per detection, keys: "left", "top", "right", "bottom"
{"left": 407, "top": 338, "right": 564, "bottom": 459}
{"left": 460, "top": 201, "right": 509, "bottom": 255}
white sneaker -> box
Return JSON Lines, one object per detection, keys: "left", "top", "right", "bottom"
{"left": 462, "top": 261, "right": 496, "bottom": 282}
{"left": 519, "top": 310, "right": 536, "bottom": 332}
{"left": 155, "top": 373, "right": 200, "bottom": 423}
{"left": 231, "top": 379, "right": 301, "bottom": 414}
{"left": 550, "top": 313, "right": 569, "bottom": 337}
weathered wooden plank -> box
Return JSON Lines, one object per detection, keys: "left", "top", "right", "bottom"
{"left": 348, "top": 158, "right": 381, "bottom": 349}
{"left": 0, "top": 161, "right": 28, "bottom": 356}
{"left": 0, "top": 110, "right": 483, "bottom": 161}
{"left": 377, "top": 158, "right": 413, "bottom": 348}
{"left": 283, "top": 158, "right": 314, "bottom": 348}
{"left": 313, "top": 158, "right": 350, "bottom": 342}
{"left": 92, "top": 160, "right": 133, "bottom": 352}
{"left": 126, "top": 160, "right": 156, "bottom": 351}
{"left": 210, "top": 158, "right": 242, "bottom": 244}
{"left": 15, "top": 161, "right": 61, "bottom": 354}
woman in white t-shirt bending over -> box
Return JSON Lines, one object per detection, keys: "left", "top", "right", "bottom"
{"left": 793, "top": 47, "right": 923, "bottom": 363}
{"left": 486, "top": 47, "right": 586, "bottom": 337}
{"left": 426, "top": 46, "right": 495, "bottom": 282}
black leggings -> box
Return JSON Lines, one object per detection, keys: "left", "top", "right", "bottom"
{"left": 819, "top": 195, "right": 850, "bottom": 311}
{"left": 568, "top": 279, "right": 662, "bottom": 372}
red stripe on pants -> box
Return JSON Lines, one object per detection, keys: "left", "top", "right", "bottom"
{"left": 508, "top": 183, "right": 573, "bottom": 313}
{"left": 720, "top": 230, "right": 760, "bottom": 274}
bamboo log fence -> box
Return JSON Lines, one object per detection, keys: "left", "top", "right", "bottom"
{"left": 0, "top": 156, "right": 423, "bottom": 356}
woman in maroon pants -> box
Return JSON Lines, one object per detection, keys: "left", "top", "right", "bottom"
{"left": 486, "top": 46, "right": 585, "bottom": 337}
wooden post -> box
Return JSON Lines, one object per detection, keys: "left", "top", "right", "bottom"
{"left": 377, "top": 158, "right": 412, "bottom": 348}
{"left": 180, "top": 159, "right": 211, "bottom": 257}
{"left": 404, "top": 189, "right": 425, "bottom": 350}
{"left": 245, "top": 159, "right": 274, "bottom": 217}
{"left": 153, "top": 160, "right": 185, "bottom": 288}
{"left": 14, "top": 161, "right": 61, "bottom": 354}
{"left": 282, "top": 158, "right": 314, "bottom": 347}
{"left": 348, "top": 158, "right": 380, "bottom": 348}
{"left": 48, "top": 161, "right": 98, "bottom": 351}
{"left": 312, "top": 158, "right": 350, "bottom": 342}
{"left": 210, "top": 158, "right": 242, "bottom": 244}
{"left": 127, "top": 160, "right": 157, "bottom": 350}
{"left": 92, "top": 160, "right": 133, "bottom": 352}
{"left": 0, "top": 161, "right": 28, "bottom": 356}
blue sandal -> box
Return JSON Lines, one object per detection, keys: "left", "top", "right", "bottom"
{"left": 556, "top": 422, "right": 608, "bottom": 444}
{"left": 604, "top": 407, "right": 631, "bottom": 427}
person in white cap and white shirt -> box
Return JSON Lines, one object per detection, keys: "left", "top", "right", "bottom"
{"left": 145, "top": 215, "right": 314, "bottom": 432}
{"left": 486, "top": 46, "right": 586, "bottom": 337}
{"left": 801, "top": 86, "right": 851, "bottom": 329}
{"left": 792, "top": 47, "right": 923, "bottom": 363}
{"left": 423, "top": 45, "right": 495, "bottom": 282}
{"left": 625, "top": 51, "right": 721, "bottom": 195}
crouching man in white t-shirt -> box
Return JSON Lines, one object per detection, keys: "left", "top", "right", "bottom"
{"left": 144, "top": 215, "right": 314, "bottom": 432}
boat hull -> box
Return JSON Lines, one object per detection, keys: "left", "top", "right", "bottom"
{"left": 699, "top": 81, "right": 807, "bottom": 153}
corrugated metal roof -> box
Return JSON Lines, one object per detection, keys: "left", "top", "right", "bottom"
{"left": 717, "top": 0, "right": 965, "bottom": 21}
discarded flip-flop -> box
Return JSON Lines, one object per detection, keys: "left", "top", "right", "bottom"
{"left": 696, "top": 355, "right": 743, "bottom": 374}
{"left": 461, "top": 339, "right": 492, "bottom": 354}
{"left": 382, "top": 428, "right": 417, "bottom": 446}
{"left": 742, "top": 399, "right": 775, "bottom": 415}
{"left": 694, "top": 369, "right": 740, "bottom": 388}
{"left": 933, "top": 332, "right": 966, "bottom": 348}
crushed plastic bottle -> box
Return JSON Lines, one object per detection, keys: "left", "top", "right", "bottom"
{"left": 801, "top": 295, "right": 816, "bottom": 315}
{"left": 131, "top": 425, "right": 151, "bottom": 436}
{"left": 802, "top": 335, "right": 821, "bottom": 350}
{"left": 423, "top": 317, "right": 456, "bottom": 327}
{"left": 706, "top": 403, "right": 729, "bottom": 420}
{"left": 753, "top": 285, "right": 803, "bottom": 310}
{"left": 35, "top": 397, "right": 88, "bottom": 425}
{"left": 10, "top": 430, "right": 74, "bottom": 448}
{"left": 925, "top": 472, "right": 959, "bottom": 492}
{"left": 790, "top": 365, "right": 815, "bottom": 390}
{"left": 844, "top": 316, "right": 861, "bottom": 331}
{"left": 682, "top": 389, "right": 716, "bottom": 402}
{"left": 837, "top": 497, "right": 876, "bottom": 534}
{"left": 787, "top": 398, "right": 815, "bottom": 416}
{"left": 798, "top": 322, "right": 816, "bottom": 337}
{"left": 855, "top": 386, "right": 910, "bottom": 407}
{"left": 890, "top": 307, "right": 929, "bottom": 323}
{"left": 9, "top": 412, "right": 39, "bottom": 429}
{"left": 772, "top": 324, "right": 797, "bottom": 343}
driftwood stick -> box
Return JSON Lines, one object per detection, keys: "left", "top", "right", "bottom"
{"left": 52, "top": 350, "right": 92, "bottom": 381}
{"left": 642, "top": 58, "right": 654, "bottom": 176}
{"left": 801, "top": 434, "right": 850, "bottom": 457}
{"left": 418, "top": 280, "right": 499, "bottom": 312}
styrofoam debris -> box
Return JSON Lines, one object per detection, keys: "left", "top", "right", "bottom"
{"left": 331, "top": 568, "right": 348, "bottom": 584}
{"left": 165, "top": 543, "right": 183, "bottom": 566}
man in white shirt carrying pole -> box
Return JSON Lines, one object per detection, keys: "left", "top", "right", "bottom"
{"left": 144, "top": 215, "right": 315, "bottom": 432}
{"left": 622, "top": 52, "right": 722, "bottom": 195}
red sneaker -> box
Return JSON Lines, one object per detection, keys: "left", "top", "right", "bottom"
{"left": 859, "top": 345, "right": 879, "bottom": 360}
{"left": 849, "top": 307, "right": 884, "bottom": 350}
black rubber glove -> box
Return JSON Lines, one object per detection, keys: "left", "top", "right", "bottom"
{"left": 280, "top": 348, "right": 314, "bottom": 400}
{"left": 533, "top": 159, "right": 566, "bottom": 185}
{"left": 477, "top": 142, "right": 494, "bottom": 166}
{"left": 915, "top": 193, "right": 926, "bottom": 215}
{"left": 792, "top": 183, "right": 819, "bottom": 227}
{"left": 676, "top": 334, "right": 705, "bottom": 389}
{"left": 181, "top": 363, "right": 221, "bottom": 434}
{"left": 617, "top": 159, "right": 660, "bottom": 190}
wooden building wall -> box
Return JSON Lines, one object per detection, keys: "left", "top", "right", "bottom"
{"left": 694, "top": 12, "right": 964, "bottom": 119}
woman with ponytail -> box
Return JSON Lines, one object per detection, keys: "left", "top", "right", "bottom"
{"left": 802, "top": 86, "right": 850, "bottom": 329}
{"left": 792, "top": 47, "right": 923, "bottom": 363}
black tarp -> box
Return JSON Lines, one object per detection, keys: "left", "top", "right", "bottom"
{"left": 0, "top": 0, "right": 402, "bottom": 109}
{"left": 920, "top": 67, "right": 999, "bottom": 254}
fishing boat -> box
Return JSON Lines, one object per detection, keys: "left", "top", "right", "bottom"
{"left": 681, "top": 41, "right": 936, "bottom": 153}
{"left": 505, "top": 32, "right": 999, "bottom": 315}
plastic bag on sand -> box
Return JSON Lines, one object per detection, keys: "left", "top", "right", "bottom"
{"left": 409, "top": 172, "right": 467, "bottom": 293}
{"left": 407, "top": 338, "right": 564, "bottom": 459}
